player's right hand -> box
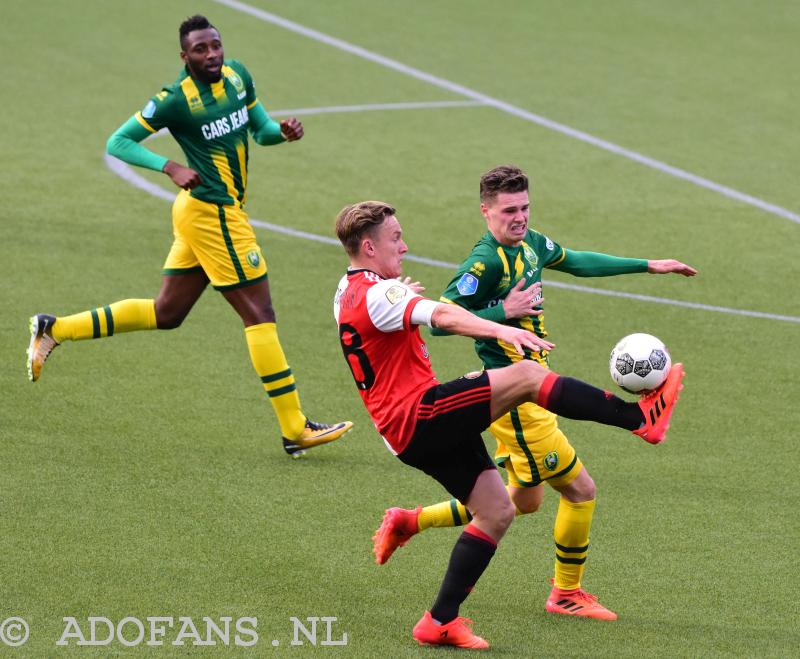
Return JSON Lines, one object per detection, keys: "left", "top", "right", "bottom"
{"left": 400, "top": 276, "right": 425, "bottom": 293}
{"left": 163, "top": 160, "right": 203, "bottom": 189}
{"left": 501, "top": 279, "right": 544, "bottom": 319}
{"left": 498, "top": 325, "right": 554, "bottom": 356}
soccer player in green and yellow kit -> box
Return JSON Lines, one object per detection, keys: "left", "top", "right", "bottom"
{"left": 372, "top": 165, "right": 696, "bottom": 619}
{"left": 26, "top": 15, "right": 351, "bottom": 458}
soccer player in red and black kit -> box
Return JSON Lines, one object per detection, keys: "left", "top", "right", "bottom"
{"left": 333, "top": 201, "right": 684, "bottom": 649}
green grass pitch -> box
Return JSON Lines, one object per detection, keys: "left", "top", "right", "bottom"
{"left": 2, "top": 0, "right": 798, "bottom": 656}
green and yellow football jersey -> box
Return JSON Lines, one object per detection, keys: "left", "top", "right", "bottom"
{"left": 134, "top": 60, "right": 257, "bottom": 206}
{"left": 439, "top": 229, "right": 566, "bottom": 368}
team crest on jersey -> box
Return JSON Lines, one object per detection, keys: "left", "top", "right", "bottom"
{"left": 456, "top": 273, "right": 479, "bottom": 296}
{"left": 385, "top": 285, "right": 407, "bottom": 304}
{"left": 246, "top": 250, "right": 261, "bottom": 268}
{"left": 469, "top": 262, "right": 486, "bottom": 277}
{"left": 188, "top": 95, "right": 203, "bottom": 111}
{"left": 227, "top": 72, "right": 245, "bottom": 94}
{"left": 142, "top": 100, "right": 157, "bottom": 119}
{"left": 543, "top": 451, "right": 559, "bottom": 471}
{"left": 522, "top": 244, "right": 538, "bottom": 268}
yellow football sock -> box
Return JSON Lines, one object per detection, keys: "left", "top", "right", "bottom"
{"left": 419, "top": 488, "right": 533, "bottom": 532}
{"left": 418, "top": 500, "right": 471, "bottom": 530}
{"left": 245, "top": 322, "right": 306, "bottom": 439}
{"left": 553, "top": 497, "right": 595, "bottom": 590}
{"left": 52, "top": 299, "right": 156, "bottom": 342}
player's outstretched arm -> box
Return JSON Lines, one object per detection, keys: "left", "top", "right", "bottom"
{"left": 647, "top": 259, "right": 698, "bottom": 276}
{"left": 431, "top": 303, "right": 553, "bottom": 355}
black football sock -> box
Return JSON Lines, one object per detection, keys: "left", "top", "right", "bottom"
{"left": 539, "top": 374, "right": 644, "bottom": 431}
{"left": 429, "top": 525, "right": 497, "bottom": 624}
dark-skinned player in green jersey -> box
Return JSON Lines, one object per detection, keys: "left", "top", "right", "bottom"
{"left": 26, "top": 15, "right": 352, "bottom": 458}
{"left": 373, "top": 165, "right": 695, "bottom": 620}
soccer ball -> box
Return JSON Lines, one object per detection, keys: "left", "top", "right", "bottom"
{"left": 609, "top": 333, "right": 671, "bottom": 393}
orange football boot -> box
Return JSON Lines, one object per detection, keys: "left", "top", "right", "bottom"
{"left": 633, "top": 363, "right": 685, "bottom": 444}
{"left": 546, "top": 582, "right": 617, "bottom": 621}
{"left": 371, "top": 507, "right": 421, "bottom": 565}
{"left": 412, "top": 611, "right": 489, "bottom": 649}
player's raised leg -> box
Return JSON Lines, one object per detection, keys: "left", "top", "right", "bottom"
{"left": 222, "top": 279, "right": 352, "bottom": 457}
{"left": 27, "top": 272, "right": 208, "bottom": 382}
{"left": 487, "top": 360, "right": 685, "bottom": 444}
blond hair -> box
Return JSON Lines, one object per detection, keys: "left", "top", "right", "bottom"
{"left": 335, "top": 201, "right": 396, "bottom": 257}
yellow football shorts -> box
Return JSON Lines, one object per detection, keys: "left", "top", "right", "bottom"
{"left": 163, "top": 190, "right": 268, "bottom": 290}
{"left": 492, "top": 402, "right": 582, "bottom": 488}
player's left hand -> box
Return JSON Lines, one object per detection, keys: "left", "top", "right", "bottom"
{"left": 647, "top": 259, "right": 697, "bottom": 276}
{"left": 280, "top": 117, "right": 304, "bottom": 142}
{"left": 400, "top": 277, "right": 425, "bottom": 293}
{"left": 498, "top": 326, "right": 554, "bottom": 356}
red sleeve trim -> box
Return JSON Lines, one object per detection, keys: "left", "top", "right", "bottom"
{"left": 402, "top": 296, "right": 424, "bottom": 330}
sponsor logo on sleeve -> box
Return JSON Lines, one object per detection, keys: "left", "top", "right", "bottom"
{"left": 385, "top": 285, "right": 407, "bottom": 304}
{"left": 456, "top": 273, "right": 479, "bottom": 296}
{"left": 469, "top": 261, "right": 485, "bottom": 277}
{"left": 142, "top": 100, "right": 156, "bottom": 119}
{"left": 545, "top": 237, "right": 555, "bottom": 251}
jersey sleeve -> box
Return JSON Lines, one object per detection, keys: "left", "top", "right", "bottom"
{"left": 535, "top": 232, "right": 566, "bottom": 268}
{"left": 248, "top": 102, "right": 285, "bottom": 145}
{"left": 366, "top": 280, "right": 427, "bottom": 332}
{"left": 430, "top": 247, "right": 505, "bottom": 336}
{"left": 133, "top": 88, "right": 179, "bottom": 134}
{"left": 439, "top": 246, "right": 504, "bottom": 312}
{"left": 106, "top": 116, "right": 169, "bottom": 172}
{"left": 549, "top": 249, "right": 648, "bottom": 276}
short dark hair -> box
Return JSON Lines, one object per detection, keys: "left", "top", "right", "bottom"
{"left": 335, "top": 201, "right": 397, "bottom": 257}
{"left": 179, "top": 15, "right": 217, "bottom": 49}
{"left": 479, "top": 165, "right": 529, "bottom": 203}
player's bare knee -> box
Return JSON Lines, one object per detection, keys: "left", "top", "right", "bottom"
{"left": 498, "top": 499, "right": 516, "bottom": 529}
{"left": 515, "top": 498, "right": 541, "bottom": 514}
{"left": 522, "top": 359, "right": 549, "bottom": 388}
{"left": 471, "top": 497, "right": 515, "bottom": 534}
{"left": 579, "top": 477, "right": 597, "bottom": 501}
{"left": 561, "top": 472, "right": 596, "bottom": 502}
{"left": 155, "top": 309, "right": 186, "bottom": 330}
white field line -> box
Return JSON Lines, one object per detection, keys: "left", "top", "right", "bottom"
{"left": 211, "top": 0, "right": 800, "bottom": 226}
{"left": 271, "top": 100, "right": 486, "bottom": 116}
{"left": 103, "top": 148, "right": 800, "bottom": 324}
